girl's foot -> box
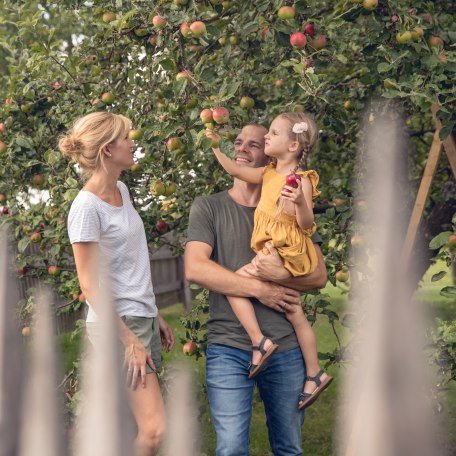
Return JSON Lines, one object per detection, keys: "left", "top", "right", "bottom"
{"left": 248, "top": 337, "right": 279, "bottom": 379}
{"left": 298, "top": 369, "right": 333, "bottom": 410}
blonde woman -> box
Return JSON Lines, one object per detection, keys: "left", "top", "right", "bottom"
{"left": 59, "top": 112, "right": 174, "bottom": 456}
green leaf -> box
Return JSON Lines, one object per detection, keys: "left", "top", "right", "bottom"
{"left": 377, "top": 62, "right": 390, "bottom": 73}
{"left": 440, "top": 286, "right": 456, "bottom": 299}
{"left": 431, "top": 271, "right": 447, "bottom": 282}
{"left": 439, "top": 123, "right": 454, "bottom": 141}
{"left": 18, "top": 237, "right": 30, "bottom": 253}
{"left": 429, "top": 231, "right": 452, "bottom": 250}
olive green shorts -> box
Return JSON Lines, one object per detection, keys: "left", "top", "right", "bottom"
{"left": 86, "top": 315, "right": 162, "bottom": 374}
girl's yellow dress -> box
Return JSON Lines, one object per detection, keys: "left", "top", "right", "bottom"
{"left": 251, "top": 163, "right": 321, "bottom": 277}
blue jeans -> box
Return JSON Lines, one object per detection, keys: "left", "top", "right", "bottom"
{"left": 206, "top": 344, "right": 306, "bottom": 456}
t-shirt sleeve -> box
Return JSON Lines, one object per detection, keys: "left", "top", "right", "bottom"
{"left": 68, "top": 197, "right": 101, "bottom": 244}
{"left": 186, "top": 197, "right": 216, "bottom": 249}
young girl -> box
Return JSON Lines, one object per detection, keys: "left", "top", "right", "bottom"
{"left": 211, "top": 111, "right": 332, "bottom": 410}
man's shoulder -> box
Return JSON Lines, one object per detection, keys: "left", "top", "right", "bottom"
{"left": 192, "top": 191, "right": 229, "bottom": 210}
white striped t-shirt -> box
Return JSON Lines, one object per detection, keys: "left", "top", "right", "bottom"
{"left": 68, "top": 181, "right": 157, "bottom": 323}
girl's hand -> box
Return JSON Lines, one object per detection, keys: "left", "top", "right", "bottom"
{"left": 124, "top": 338, "right": 155, "bottom": 390}
{"left": 281, "top": 179, "right": 306, "bottom": 206}
{"left": 158, "top": 314, "right": 174, "bottom": 352}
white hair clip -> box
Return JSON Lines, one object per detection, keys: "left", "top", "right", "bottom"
{"left": 292, "top": 122, "right": 308, "bottom": 134}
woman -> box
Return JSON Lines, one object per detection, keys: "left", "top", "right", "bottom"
{"left": 59, "top": 111, "right": 174, "bottom": 456}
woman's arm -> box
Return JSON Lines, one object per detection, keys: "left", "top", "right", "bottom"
{"left": 212, "top": 147, "right": 264, "bottom": 184}
{"left": 72, "top": 242, "right": 155, "bottom": 389}
{"left": 281, "top": 177, "right": 315, "bottom": 230}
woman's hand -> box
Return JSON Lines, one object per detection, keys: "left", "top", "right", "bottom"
{"left": 158, "top": 314, "right": 174, "bottom": 352}
{"left": 124, "top": 337, "right": 155, "bottom": 390}
{"left": 281, "top": 179, "right": 306, "bottom": 206}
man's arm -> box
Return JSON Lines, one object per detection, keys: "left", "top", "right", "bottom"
{"left": 249, "top": 242, "right": 328, "bottom": 292}
{"left": 184, "top": 241, "right": 301, "bottom": 313}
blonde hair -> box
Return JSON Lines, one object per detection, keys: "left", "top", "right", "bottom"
{"left": 278, "top": 111, "right": 319, "bottom": 171}
{"left": 58, "top": 112, "right": 131, "bottom": 178}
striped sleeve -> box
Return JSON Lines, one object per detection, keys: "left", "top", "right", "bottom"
{"left": 68, "top": 196, "right": 101, "bottom": 244}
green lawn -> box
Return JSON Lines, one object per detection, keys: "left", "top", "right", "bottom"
{"left": 60, "top": 262, "right": 455, "bottom": 455}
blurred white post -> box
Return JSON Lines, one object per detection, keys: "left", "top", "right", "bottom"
{"left": 163, "top": 363, "right": 200, "bottom": 456}
{"left": 338, "top": 108, "right": 437, "bottom": 456}
{"left": 0, "top": 230, "right": 23, "bottom": 456}
{"left": 18, "top": 289, "right": 65, "bottom": 456}
{"left": 73, "top": 261, "right": 134, "bottom": 456}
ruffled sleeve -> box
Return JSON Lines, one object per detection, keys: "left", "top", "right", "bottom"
{"left": 298, "top": 169, "right": 321, "bottom": 199}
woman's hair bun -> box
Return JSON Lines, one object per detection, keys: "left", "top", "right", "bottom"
{"left": 58, "top": 134, "right": 83, "bottom": 158}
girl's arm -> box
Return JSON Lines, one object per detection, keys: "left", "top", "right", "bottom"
{"left": 281, "top": 177, "right": 315, "bottom": 230}
{"left": 212, "top": 147, "right": 264, "bottom": 184}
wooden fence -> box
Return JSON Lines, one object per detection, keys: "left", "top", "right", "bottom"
{"left": 15, "top": 245, "right": 192, "bottom": 334}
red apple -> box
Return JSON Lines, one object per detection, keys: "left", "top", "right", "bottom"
{"left": 213, "top": 107, "right": 230, "bottom": 124}
{"left": 261, "top": 27, "right": 269, "bottom": 39}
{"left": 303, "top": 22, "right": 315, "bottom": 37}
{"left": 0, "top": 194, "right": 5, "bottom": 203}
{"left": 152, "top": 15, "right": 167, "bottom": 29}
{"left": 102, "top": 11, "right": 116, "bottom": 23}
{"left": 240, "top": 96, "right": 254, "bottom": 110}
{"left": 350, "top": 234, "right": 363, "bottom": 247}
{"left": 285, "top": 173, "right": 301, "bottom": 189}
{"left": 278, "top": 6, "right": 295, "bottom": 20}
{"left": 48, "top": 266, "right": 60, "bottom": 276}
{"left": 1, "top": 206, "right": 9, "bottom": 215}
{"left": 176, "top": 71, "right": 190, "bottom": 81}
{"left": 391, "top": 14, "right": 399, "bottom": 23}
{"left": 449, "top": 234, "right": 456, "bottom": 248}
{"left": 305, "top": 57, "right": 314, "bottom": 68}
{"left": 274, "top": 79, "right": 283, "bottom": 88}
{"left": 200, "top": 109, "right": 213, "bottom": 123}
{"left": 22, "top": 326, "right": 31, "bottom": 337}
{"left": 290, "top": 32, "right": 307, "bottom": 49}
{"left": 310, "top": 35, "right": 327, "bottom": 49}
{"left": 180, "top": 21, "right": 192, "bottom": 38}
{"left": 189, "top": 21, "right": 206, "bottom": 38}
{"left": 0, "top": 122, "right": 6, "bottom": 132}
{"left": 30, "top": 232, "right": 42, "bottom": 243}
{"left": 333, "top": 198, "right": 345, "bottom": 207}
{"left": 428, "top": 36, "right": 443, "bottom": 47}
{"left": 183, "top": 341, "right": 197, "bottom": 355}
{"left": 32, "top": 174, "right": 45, "bottom": 187}
{"left": 15, "top": 265, "right": 29, "bottom": 276}
{"left": 101, "top": 92, "right": 115, "bottom": 104}
{"left": 166, "top": 137, "right": 183, "bottom": 151}
{"left": 156, "top": 220, "right": 169, "bottom": 234}
{"left": 78, "top": 292, "right": 86, "bottom": 302}
{"left": 0, "top": 141, "right": 6, "bottom": 154}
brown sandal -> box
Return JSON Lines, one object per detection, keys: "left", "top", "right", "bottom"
{"left": 248, "top": 337, "right": 279, "bottom": 379}
{"left": 298, "top": 369, "right": 333, "bottom": 410}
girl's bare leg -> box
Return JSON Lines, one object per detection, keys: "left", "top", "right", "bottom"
{"left": 128, "top": 373, "right": 166, "bottom": 456}
{"left": 285, "top": 308, "right": 330, "bottom": 400}
{"left": 228, "top": 265, "right": 274, "bottom": 366}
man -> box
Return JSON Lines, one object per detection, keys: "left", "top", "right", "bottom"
{"left": 184, "top": 124, "right": 327, "bottom": 456}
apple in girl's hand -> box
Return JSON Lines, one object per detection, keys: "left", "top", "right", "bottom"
{"left": 285, "top": 173, "right": 301, "bottom": 189}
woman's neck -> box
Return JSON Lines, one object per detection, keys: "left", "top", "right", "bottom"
{"left": 84, "top": 170, "right": 121, "bottom": 200}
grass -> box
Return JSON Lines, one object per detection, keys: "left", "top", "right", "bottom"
{"left": 59, "top": 261, "right": 456, "bottom": 455}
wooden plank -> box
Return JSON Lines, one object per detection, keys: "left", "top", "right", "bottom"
{"left": 402, "top": 127, "right": 442, "bottom": 265}
{"left": 432, "top": 105, "right": 456, "bottom": 178}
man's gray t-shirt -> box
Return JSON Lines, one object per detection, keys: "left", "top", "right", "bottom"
{"left": 186, "top": 190, "right": 322, "bottom": 353}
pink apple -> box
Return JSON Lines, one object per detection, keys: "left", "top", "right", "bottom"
{"left": 213, "top": 107, "right": 230, "bottom": 124}
{"left": 290, "top": 32, "right": 307, "bottom": 49}
{"left": 152, "top": 15, "right": 167, "bottom": 29}
{"left": 303, "top": 22, "right": 315, "bottom": 37}
{"left": 200, "top": 109, "right": 213, "bottom": 123}
{"left": 189, "top": 21, "right": 206, "bottom": 38}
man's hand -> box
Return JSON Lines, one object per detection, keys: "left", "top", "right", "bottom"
{"left": 256, "top": 280, "right": 301, "bottom": 314}
{"left": 249, "top": 242, "right": 290, "bottom": 281}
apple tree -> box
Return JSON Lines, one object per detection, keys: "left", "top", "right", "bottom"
{"left": 0, "top": 0, "right": 455, "bottom": 389}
